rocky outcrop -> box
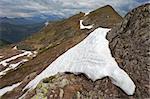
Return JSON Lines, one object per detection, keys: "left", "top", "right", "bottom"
{"left": 106, "top": 3, "right": 150, "bottom": 98}
{"left": 20, "top": 73, "right": 116, "bottom": 99}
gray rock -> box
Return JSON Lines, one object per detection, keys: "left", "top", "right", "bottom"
{"left": 107, "top": 3, "right": 150, "bottom": 98}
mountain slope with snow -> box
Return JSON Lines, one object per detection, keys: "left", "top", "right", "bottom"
{"left": 23, "top": 27, "right": 135, "bottom": 96}
{"left": 22, "top": 4, "right": 149, "bottom": 99}
{"left": 17, "top": 5, "right": 123, "bottom": 51}
{"left": 0, "top": 5, "right": 129, "bottom": 99}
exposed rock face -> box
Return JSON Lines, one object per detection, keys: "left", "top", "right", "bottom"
{"left": 107, "top": 3, "right": 150, "bottom": 98}
{"left": 21, "top": 73, "right": 116, "bottom": 99}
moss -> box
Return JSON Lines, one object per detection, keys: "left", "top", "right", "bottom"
{"left": 59, "top": 79, "right": 70, "bottom": 88}
{"left": 31, "top": 92, "right": 47, "bottom": 99}
{"left": 35, "top": 82, "right": 49, "bottom": 98}
{"left": 41, "top": 86, "right": 48, "bottom": 95}
{"left": 36, "top": 83, "right": 42, "bottom": 89}
{"left": 38, "top": 41, "right": 61, "bottom": 54}
{"left": 42, "top": 76, "right": 56, "bottom": 83}
{"left": 17, "top": 44, "right": 35, "bottom": 51}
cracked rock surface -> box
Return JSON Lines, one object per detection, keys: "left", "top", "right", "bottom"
{"left": 107, "top": 3, "right": 150, "bottom": 98}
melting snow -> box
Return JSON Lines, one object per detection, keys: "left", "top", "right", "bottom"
{"left": 23, "top": 27, "right": 135, "bottom": 95}
{"left": 0, "top": 56, "right": 4, "bottom": 59}
{"left": 0, "top": 50, "right": 37, "bottom": 77}
{"left": 0, "top": 51, "right": 36, "bottom": 67}
{"left": 80, "top": 20, "right": 94, "bottom": 30}
{"left": 0, "top": 59, "right": 28, "bottom": 76}
{"left": 45, "top": 21, "right": 49, "bottom": 27}
{"left": 84, "top": 12, "right": 90, "bottom": 16}
{"left": 32, "top": 51, "right": 38, "bottom": 58}
{"left": 0, "top": 82, "right": 21, "bottom": 96}
{"left": 12, "top": 46, "right": 17, "bottom": 50}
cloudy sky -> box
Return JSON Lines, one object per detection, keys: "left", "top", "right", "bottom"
{"left": 0, "top": 0, "right": 149, "bottom": 18}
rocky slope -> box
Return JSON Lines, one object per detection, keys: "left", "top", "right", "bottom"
{"left": 0, "top": 5, "right": 123, "bottom": 99}
{"left": 19, "top": 3, "right": 150, "bottom": 99}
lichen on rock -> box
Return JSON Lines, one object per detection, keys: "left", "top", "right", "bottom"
{"left": 107, "top": 3, "right": 150, "bottom": 98}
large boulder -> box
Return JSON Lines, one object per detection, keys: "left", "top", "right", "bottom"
{"left": 107, "top": 3, "right": 150, "bottom": 98}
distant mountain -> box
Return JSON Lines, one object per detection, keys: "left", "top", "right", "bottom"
{"left": 0, "top": 15, "right": 63, "bottom": 25}
{"left": 0, "top": 22, "right": 44, "bottom": 43}
{"left": 0, "top": 15, "right": 64, "bottom": 43}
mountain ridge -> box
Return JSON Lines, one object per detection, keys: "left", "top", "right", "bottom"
{"left": 16, "top": 5, "right": 123, "bottom": 51}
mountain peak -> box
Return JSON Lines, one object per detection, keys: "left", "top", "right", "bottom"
{"left": 101, "top": 5, "right": 113, "bottom": 9}
{"left": 92, "top": 5, "right": 115, "bottom": 13}
{"left": 82, "top": 5, "right": 123, "bottom": 29}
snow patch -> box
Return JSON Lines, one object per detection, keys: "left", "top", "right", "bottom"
{"left": 0, "top": 50, "right": 37, "bottom": 77}
{"left": 45, "top": 21, "right": 49, "bottom": 26}
{"left": 32, "top": 51, "right": 38, "bottom": 58}
{"left": 80, "top": 20, "right": 93, "bottom": 30}
{"left": 23, "top": 27, "right": 135, "bottom": 95}
{"left": 84, "top": 12, "right": 90, "bottom": 16}
{"left": 0, "top": 56, "right": 4, "bottom": 59}
{"left": 0, "top": 82, "right": 21, "bottom": 96}
{"left": 0, "top": 51, "right": 37, "bottom": 67}
{"left": 12, "top": 46, "right": 17, "bottom": 50}
{"left": 0, "top": 59, "right": 28, "bottom": 76}
{"left": 0, "top": 51, "right": 30, "bottom": 67}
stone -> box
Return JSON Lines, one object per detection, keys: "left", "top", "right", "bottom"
{"left": 107, "top": 3, "right": 150, "bottom": 98}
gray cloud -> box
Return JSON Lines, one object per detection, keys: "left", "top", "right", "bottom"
{"left": 0, "top": 0, "right": 149, "bottom": 17}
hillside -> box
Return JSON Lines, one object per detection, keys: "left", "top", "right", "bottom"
{"left": 0, "top": 5, "right": 127, "bottom": 99}
{"left": 17, "top": 5, "right": 122, "bottom": 51}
